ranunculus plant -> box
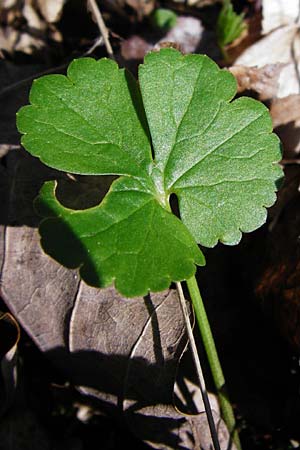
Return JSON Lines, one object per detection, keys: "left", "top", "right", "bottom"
{"left": 17, "top": 48, "right": 282, "bottom": 449}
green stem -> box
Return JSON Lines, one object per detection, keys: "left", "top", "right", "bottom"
{"left": 186, "top": 275, "right": 242, "bottom": 450}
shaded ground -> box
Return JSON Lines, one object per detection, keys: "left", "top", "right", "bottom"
{"left": 1, "top": 1, "right": 300, "bottom": 449}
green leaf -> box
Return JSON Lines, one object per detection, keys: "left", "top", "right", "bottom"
{"left": 150, "top": 8, "right": 177, "bottom": 30}
{"left": 139, "top": 50, "right": 282, "bottom": 247}
{"left": 17, "top": 48, "right": 282, "bottom": 297}
{"left": 36, "top": 178, "right": 204, "bottom": 297}
{"left": 217, "top": 0, "right": 247, "bottom": 48}
{"left": 17, "top": 58, "right": 152, "bottom": 177}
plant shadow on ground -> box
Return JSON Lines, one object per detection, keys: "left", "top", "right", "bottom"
{"left": 1, "top": 146, "right": 300, "bottom": 450}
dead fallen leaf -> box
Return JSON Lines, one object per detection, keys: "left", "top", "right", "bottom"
{"left": 124, "top": 309, "right": 237, "bottom": 449}
{"left": 156, "top": 16, "right": 206, "bottom": 55}
{"left": 229, "top": 63, "right": 283, "bottom": 100}
{"left": 37, "top": 0, "right": 66, "bottom": 23}
{"left": 270, "top": 94, "right": 300, "bottom": 127}
{"left": 125, "top": 0, "right": 155, "bottom": 17}
{"left": 0, "top": 311, "right": 20, "bottom": 417}
{"left": 120, "top": 35, "right": 152, "bottom": 62}
{"left": 262, "top": 0, "right": 300, "bottom": 35}
{"left": 269, "top": 95, "right": 300, "bottom": 157}
{"left": 0, "top": 0, "right": 63, "bottom": 54}
{"left": 120, "top": 15, "right": 219, "bottom": 72}
{"left": 184, "top": 0, "right": 221, "bottom": 6}
{"left": 0, "top": 149, "right": 235, "bottom": 449}
{"left": 1, "top": 0, "right": 18, "bottom": 7}
{"left": 235, "top": 24, "right": 300, "bottom": 98}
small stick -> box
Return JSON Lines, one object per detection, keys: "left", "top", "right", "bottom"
{"left": 87, "top": 0, "right": 114, "bottom": 59}
{"left": 176, "top": 282, "right": 221, "bottom": 450}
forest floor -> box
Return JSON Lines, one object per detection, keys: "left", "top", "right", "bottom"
{"left": 1, "top": 1, "right": 300, "bottom": 449}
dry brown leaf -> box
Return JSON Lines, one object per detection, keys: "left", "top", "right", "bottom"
{"left": 124, "top": 316, "right": 237, "bottom": 449}
{"left": 235, "top": 25, "right": 300, "bottom": 98}
{"left": 37, "top": 0, "right": 66, "bottom": 23}
{"left": 1, "top": 0, "right": 18, "bottom": 7}
{"left": 156, "top": 16, "right": 205, "bottom": 55}
{"left": 120, "top": 35, "right": 152, "bottom": 61}
{"left": 0, "top": 0, "right": 63, "bottom": 54}
{"left": 262, "top": 0, "right": 300, "bottom": 35}
{"left": 23, "top": 0, "right": 46, "bottom": 29}
{"left": 0, "top": 26, "right": 18, "bottom": 53}
{"left": 270, "top": 94, "right": 300, "bottom": 128}
{"left": 0, "top": 311, "right": 20, "bottom": 418}
{"left": 125, "top": 0, "right": 155, "bottom": 16}
{"left": 0, "top": 149, "right": 235, "bottom": 449}
{"left": 270, "top": 95, "right": 300, "bottom": 156}
{"left": 229, "top": 63, "right": 283, "bottom": 100}
{"left": 120, "top": 15, "right": 214, "bottom": 68}
{"left": 174, "top": 0, "right": 221, "bottom": 6}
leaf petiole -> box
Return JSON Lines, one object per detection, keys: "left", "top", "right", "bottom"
{"left": 176, "top": 281, "right": 222, "bottom": 450}
{"left": 186, "top": 275, "right": 242, "bottom": 450}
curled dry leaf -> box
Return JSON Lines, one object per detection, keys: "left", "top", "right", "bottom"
{"left": 236, "top": 24, "right": 300, "bottom": 98}
{"left": 156, "top": 16, "right": 206, "bottom": 55}
{"left": 37, "top": 0, "right": 66, "bottom": 23}
{"left": 270, "top": 94, "right": 300, "bottom": 128}
{"left": 124, "top": 0, "right": 155, "bottom": 16}
{"left": 183, "top": 0, "right": 221, "bottom": 6}
{"left": 270, "top": 94, "right": 300, "bottom": 157}
{"left": 121, "top": 16, "right": 208, "bottom": 66}
{"left": 262, "top": 0, "right": 300, "bottom": 35}
{"left": 0, "top": 0, "right": 63, "bottom": 54}
{"left": 229, "top": 63, "right": 284, "bottom": 100}
{"left": 0, "top": 312, "right": 20, "bottom": 418}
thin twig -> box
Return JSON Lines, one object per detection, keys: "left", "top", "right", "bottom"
{"left": 176, "top": 282, "right": 221, "bottom": 450}
{"left": 87, "top": 0, "right": 114, "bottom": 59}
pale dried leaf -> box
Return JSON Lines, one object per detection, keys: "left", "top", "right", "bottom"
{"left": 37, "top": 0, "right": 66, "bottom": 23}
{"left": 0, "top": 312, "right": 20, "bottom": 418}
{"left": 229, "top": 64, "right": 283, "bottom": 100}
{"left": 124, "top": 323, "right": 237, "bottom": 450}
{"left": 0, "top": 27, "right": 18, "bottom": 53}
{"left": 126, "top": 0, "right": 155, "bottom": 16}
{"left": 0, "top": 148, "right": 236, "bottom": 448}
{"left": 156, "top": 16, "right": 205, "bottom": 54}
{"left": 23, "top": 0, "right": 45, "bottom": 30}
{"left": 14, "top": 32, "right": 45, "bottom": 54}
{"left": 270, "top": 95, "right": 300, "bottom": 155}
{"left": 235, "top": 25, "right": 300, "bottom": 97}
{"left": 1, "top": 0, "right": 18, "bottom": 7}
{"left": 0, "top": 27, "right": 44, "bottom": 54}
{"left": 121, "top": 35, "right": 152, "bottom": 61}
{"left": 270, "top": 94, "right": 300, "bottom": 127}
{"left": 262, "top": 0, "right": 300, "bottom": 34}
{"left": 185, "top": 0, "right": 222, "bottom": 8}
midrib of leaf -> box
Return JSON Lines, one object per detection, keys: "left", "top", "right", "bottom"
{"left": 161, "top": 60, "right": 205, "bottom": 193}
{"left": 41, "top": 84, "right": 119, "bottom": 145}
{"left": 37, "top": 83, "right": 152, "bottom": 179}
{"left": 169, "top": 110, "right": 265, "bottom": 190}
{"left": 118, "top": 204, "right": 155, "bottom": 288}
{"left": 177, "top": 177, "right": 275, "bottom": 190}
{"left": 31, "top": 118, "right": 117, "bottom": 146}
{"left": 79, "top": 196, "right": 154, "bottom": 239}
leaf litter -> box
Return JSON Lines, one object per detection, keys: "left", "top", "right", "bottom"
{"left": 1, "top": 1, "right": 300, "bottom": 449}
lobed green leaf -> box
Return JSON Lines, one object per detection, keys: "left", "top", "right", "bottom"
{"left": 17, "top": 48, "right": 283, "bottom": 297}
